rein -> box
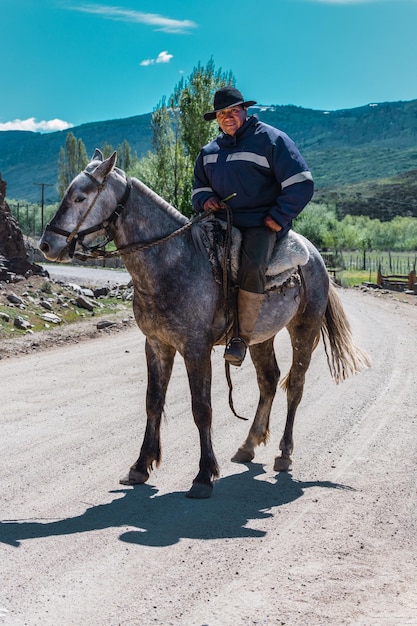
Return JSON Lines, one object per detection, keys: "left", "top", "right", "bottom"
{"left": 54, "top": 175, "right": 234, "bottom": 262}
{"left": 221, "top": 204, "right": 248, "bottom": 422}
{"left": 48, "top": 170, "right": 245, "bottom": 420}
{"left": 71, "top": 208, "right": 216, "bottom": 261}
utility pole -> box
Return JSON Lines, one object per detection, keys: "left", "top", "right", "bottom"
{"left": 34, "top": 182, "right": 53, "bottom": 234}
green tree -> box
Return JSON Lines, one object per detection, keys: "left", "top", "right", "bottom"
{"left": 294, "top": 203, "right": 339, "bottom": 249}
{"left": 172, "top": 58, "right": 234, "bottom": 166}
{"left": 387, "top": 216, "right": 417, "bottom": 251}
{"left": 151, "top": 99, "right": 188, "bottom": 207}
{"left": 57, "top": 132, "right": 88, "bottom": 198}
{"left": 100, "top": 142, "right": 115, "bottom": 159}
{"left": 134, "top": 58, "right": 235, "bottom": 216}
{"left": 339, "top": 215, "right": 374, "bottom": 249}
{"left": 101, "top": 140, "right": 137, "bottom": 170}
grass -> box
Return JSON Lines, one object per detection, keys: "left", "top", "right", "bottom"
{"left": 339, "top": 269, "right": 376, "bottom": 288}
{"left": 0, "top": 276, "right": 131, "bottom": 339}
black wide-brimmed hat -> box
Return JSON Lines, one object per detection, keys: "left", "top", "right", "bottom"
{"left": 203, "top": 86, "right": 257, "bottom": 121}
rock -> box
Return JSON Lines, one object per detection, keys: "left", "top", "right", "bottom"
{"left": 0, "top": 270, "right": 16, "bottom": 282}
{"left": 0, "top": 172, "right": 46, "bottom": 279}
{"left": 96, "top": 319, "right": 115, "bottom": 330}
{"left": 94, "top": 287, "right": 110, "bottom": 298}
{"left": 14, "top": 316, "right": 33, "bottom": 330}
{"left": 40, "top": 313, "right": 62, "bottom": 324}
{"left": 67, "top": 283, "right": 82, "bottom": 293}
{"left": 0, "top": 312, "right": 10, "bottom": 322}
{"left": 122, "top": 288, "right": 134, "bottom": 301}
{"left": 80, "top": 287, "right": 95, "bottom": 298}
{"left": 75, "top": 295, "right": 97, "bottom": 311}
{"left": 40, "top": 300, "right": 54, "bottom": 311}
{"left": 7, "top": 292, "right": 24, "bottom": 305}
{"left": 0, "top": 175, "right": 27, "bottom": 260}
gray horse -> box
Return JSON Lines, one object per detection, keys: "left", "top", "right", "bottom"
{"left": 39, "top": 150, "right": 370, "bottom": 498}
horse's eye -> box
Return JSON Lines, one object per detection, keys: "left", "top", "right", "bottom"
{"left": 74, "top": 196, "right": 86, "bottom": 203}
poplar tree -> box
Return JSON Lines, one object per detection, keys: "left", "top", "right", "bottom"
{"left": 131, "top": 58, "right": 235, "bottom": 216}
{"left": 57, "top": 132, "right": 88, "bottom": 198}
{"left": 101, "top": 139, "right": 136, "bottom": 170}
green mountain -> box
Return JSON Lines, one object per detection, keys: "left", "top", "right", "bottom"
{"left": 0, "top": 113, "right": 153, "bottom": 203}
{"left": 259, "top": 100, "right": 417, "bottom": 191}
{"left": 1, "top": 99, "right": 417, "bottom": 204}
{"left": 314, "top": 169, "right": 417, "bottom": 221}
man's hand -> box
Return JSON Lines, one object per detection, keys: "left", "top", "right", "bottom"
{"left": 203, "top": 196, "right": 226, "bottom": 212}
{"left": 264, "top": 216, "right": 282, "bottom": 232}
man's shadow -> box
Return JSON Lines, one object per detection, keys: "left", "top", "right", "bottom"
{"left": 0, "top": 464, "right": 353, "bottom": 548}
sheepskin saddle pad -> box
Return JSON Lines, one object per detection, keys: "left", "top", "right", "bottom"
{"left": 198, "top": 218, "right": 310, "bottom": 291}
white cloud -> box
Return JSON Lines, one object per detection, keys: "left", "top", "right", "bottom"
{"left": 0, "top": 118, "right": 73, "bottom": 133}
{"left": 156, "top": 51, "right": 173, "bottom": 63}
{"left": 140, "top": 51, "right": 173, "bottom": 66}
{"left": 73, "top": 5, "right": 197, "bottom": 34}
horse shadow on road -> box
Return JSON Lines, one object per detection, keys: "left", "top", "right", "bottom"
{"left": 0, "top": 465, "right": 353, "bottom": 548}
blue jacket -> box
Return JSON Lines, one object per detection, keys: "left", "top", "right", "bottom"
{"left": 192, "top": 116, "right": 314, "bottom": 234}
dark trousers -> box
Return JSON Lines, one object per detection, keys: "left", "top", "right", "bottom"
{"left": 237, "top": 226, "right": 277, "bottom": 294}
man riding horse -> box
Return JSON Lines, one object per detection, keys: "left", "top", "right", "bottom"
{"left": 192, "top": 86, "right": 314, "bottom": 366}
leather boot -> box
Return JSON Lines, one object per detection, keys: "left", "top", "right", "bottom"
{"left": 224, "top": 290, "right": 265, "bottom": 366}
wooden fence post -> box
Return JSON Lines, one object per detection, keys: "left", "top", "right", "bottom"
{"left": 408, "top": 270, "right": 416, "bottom": 290}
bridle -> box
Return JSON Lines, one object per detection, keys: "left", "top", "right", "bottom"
{"left": 45, "top": 170, "right": 132, "bottom": 259}
{"left": 45, "top": 175, "right": 245, "bottom": 418}
{"left": 45, "top": 168, "right": 216, "bottom": 261}
{"left": 45, "top": 170, "right": 237, "bottom": 267}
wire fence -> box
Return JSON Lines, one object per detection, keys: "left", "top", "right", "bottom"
{"left": 341, "top": 252, "right": 417, "bottom": 274}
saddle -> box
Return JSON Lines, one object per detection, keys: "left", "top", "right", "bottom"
{"left": 199, "top": 217, "right": 310, "bottom": 292}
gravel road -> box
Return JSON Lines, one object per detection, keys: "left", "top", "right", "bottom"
{"left": 41, "top": 263, "right": 131, "bottom": 286}
{"left": 1, "top": 287, "right": 416, "bottom": 626}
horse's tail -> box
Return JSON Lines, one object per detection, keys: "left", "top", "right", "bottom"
{"left": 321, "top": 282, "right": 371, "bottom": 384}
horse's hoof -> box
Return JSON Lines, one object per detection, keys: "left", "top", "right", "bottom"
{"left": 231, "top": 448, "right": 254, "bottom": 464}
{"left": 274, "top": 456, "right": 292, "bottom": 472}
{"left": 186, "top": 482, "right": 213, "bottom": 499}
{"left": 119, "top": 468, "right": 149, "bottom": 485}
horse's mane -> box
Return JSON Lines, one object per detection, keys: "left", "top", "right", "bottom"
{"left": 86, "top": 157, "right": 190, "bottom": 227}
{"left": 130, "top": 176, "right": 211, "bottom": 254}
{"left": 131, "top": 177, "right": 189, "bottom": 226}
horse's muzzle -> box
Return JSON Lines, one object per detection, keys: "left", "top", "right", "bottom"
{"left": 38, "top": 235, "right": 71, "bottom": 263}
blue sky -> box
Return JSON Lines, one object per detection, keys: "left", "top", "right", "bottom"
{"left": 2, "top": 0, "right": 417, "bottom": 132}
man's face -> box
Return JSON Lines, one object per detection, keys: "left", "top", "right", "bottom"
{"left": 216, "top": 106, "right": 247, "bottom": 136}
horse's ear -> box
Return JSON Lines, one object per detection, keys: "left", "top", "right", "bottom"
{"left": 91, "top": 148, "right": 104, "bottom": 162}
{"left": 92, "top": 151, "right": 117, "bottom": 183}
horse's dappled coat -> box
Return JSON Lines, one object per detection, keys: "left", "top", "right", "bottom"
{"left": 39, "top": 150, "right": 370, "bottom": 498}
